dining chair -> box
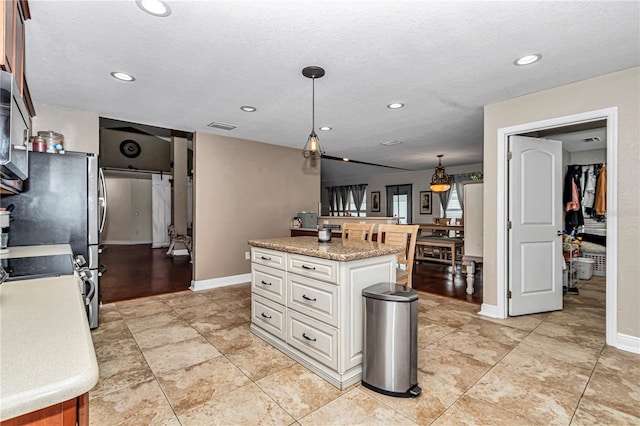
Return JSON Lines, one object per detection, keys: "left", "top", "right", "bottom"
{"left": 341, "top": 222, "right": 375, "bottom": 241}
{"left": 432, "top": 217, "right": 450, "bottom": 237}
{"left": 377, "top": 224, "right": 420, "bottom": 288}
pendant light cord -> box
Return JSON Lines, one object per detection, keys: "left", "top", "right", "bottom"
{"left": 312, "top": 77, "right": 315, "bottom": 132}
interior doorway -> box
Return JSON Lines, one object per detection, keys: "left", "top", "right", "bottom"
{"left": 496, "top": 107, "right": 618, "bottom": 346}
{"left": 98, "top": 118, "right": 194, "bottom": 302}
{"left": 386, "top": 184, "right": 412, "bottom": 223}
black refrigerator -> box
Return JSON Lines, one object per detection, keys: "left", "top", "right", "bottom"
{"left": 1, "top": 150, "right": 105, "bottom": 328}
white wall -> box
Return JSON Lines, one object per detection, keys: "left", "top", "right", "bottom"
{"left": 102, "top": 176, "right": 152, "bottom": 244}
{"left": 322, "top": 162, "right": 483, "bottom": 222}
{"left": 570, "top": 149, "right": 607, "bottom": 165}
{"left": 32, "top": 103, "right": 99, "bottom": 154}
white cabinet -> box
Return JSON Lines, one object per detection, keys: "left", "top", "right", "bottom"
{"left": 249, "top": 246, "right": 396, "bottom": 389}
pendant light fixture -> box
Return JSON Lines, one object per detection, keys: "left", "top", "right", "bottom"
{"left": 301, "top": 66, "right": 325, "bottom": 159}
{"left": 430, "top": 154, "right": 451, "bottom": 192}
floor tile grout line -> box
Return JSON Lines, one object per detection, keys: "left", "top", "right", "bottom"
{"left": 567, "top": 343, "right": 607, "bottom": 425}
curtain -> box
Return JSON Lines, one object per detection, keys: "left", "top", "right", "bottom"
{"left": 438, "top": 183, "right": 453, "bottom": 218}
{"left": 326, "top": 187, "right": 335, "bottom": 216}
{"left": 350, "top": 184, "right": 367, "bottom": 214}
{"left": 151, "top": 173, "right": 172, "bottom": 248}
{"left": 455, "top": 177, "right": 465, "bottom": 213}
{"left": 339, "top": 186, "right": 350, "bottom": 215}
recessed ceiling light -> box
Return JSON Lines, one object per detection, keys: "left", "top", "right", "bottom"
{"left": 319, "top": 126, "right": 332, "bottom": 131}
{"left": 240, "top": 106, "right": 256, "bottom": 112}
{"left": 342, "top": 158, "right": 350, "bottom": 162}
{"left": 514, "top": 54, "right": 542, "bottom": 66}
{"left": 136, "top": 0, "right": 171, "bottom": 17}
{"left": 110, "top": 72, "right": 136, "bottom": 82}
{"left": 387, "top": 103, "right": 404, "bottom": 109}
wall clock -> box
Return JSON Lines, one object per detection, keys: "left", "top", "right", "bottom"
{"left": 120, "top": 139, "right": 141, "bottom": 158}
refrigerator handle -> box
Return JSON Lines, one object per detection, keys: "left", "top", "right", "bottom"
{"left": 99, "top": 167, "right": 108, "bottom": 233}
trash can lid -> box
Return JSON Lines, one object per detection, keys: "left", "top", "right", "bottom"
{"left": 362, "top": 282, "right": 418, "bottom": 302}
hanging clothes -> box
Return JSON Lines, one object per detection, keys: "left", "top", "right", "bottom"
{"left": 582, "top": 166, "right": 597, "bottom": 212}
{"left": 564, "top": 165, "right": 584, "bottom": 230}
{"left": 594, "top": 165, "right": 607, "bottom": 215}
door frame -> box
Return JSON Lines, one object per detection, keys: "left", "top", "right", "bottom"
{"left": 495, "top": 107, "right": 618, "bottom": 346}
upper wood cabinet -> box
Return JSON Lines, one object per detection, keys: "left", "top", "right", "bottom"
{"left": 1, "top": 0, "right": 34, "bottom": 116}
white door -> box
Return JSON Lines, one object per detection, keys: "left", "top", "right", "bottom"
{"left": 509, "top": 135, "right": 563, "bottom": 316}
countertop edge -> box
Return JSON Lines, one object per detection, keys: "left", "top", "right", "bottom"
{"left": 248, "top": 237, "right": 403, "bottom": 262}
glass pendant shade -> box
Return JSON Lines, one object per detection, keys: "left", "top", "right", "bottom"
{"left": 430, "top": 155, "right": 451, "bottom": 192}
{"left": 301, "top": 66, "right": 325, "bottom": 159}
{"left": 302, "top": 130, "right": 323, "bottom": 159}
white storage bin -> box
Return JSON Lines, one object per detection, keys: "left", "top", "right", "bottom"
{"left": 577, "top": 257, "right": 595, "bottom": 280}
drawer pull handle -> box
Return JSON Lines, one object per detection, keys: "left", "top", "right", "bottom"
{"left": 302, "top": 333, "right": 317, "bottom": 342}
{"left": 261, "top": 256, "right": 272, "bottom": 261}
{"left": 261, "top": 312, "right": 272, "bottom": 319}
{"left": 260, "top": 280, "right": 272, "bottom": 286}
{"left": 302, "top": 294, "right": 317, "bottom": 302}
{"left": 301, "top": 264, "right": 316, "bottom": 270}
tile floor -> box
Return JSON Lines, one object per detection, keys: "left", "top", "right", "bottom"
{"left": 90, "top": 276, "right": 639, "bottom": 425}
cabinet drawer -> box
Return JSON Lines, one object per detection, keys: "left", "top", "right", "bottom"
{"left": 287, "top": 309, "right": 338, "bottom": 369}
{"left": 252, "top": 264, "right": 286, "bottom": 304}
{"left": 252, "top": 294, "right": 286, "bottom": 341}
{"left": 288, "top": 254, "right": 338, "bottom": 284}
{"left": 287, "top": 274, "right": 338, "bottom": 327}
{"left": 252, "top": 247, "right": 286, "bottom": 270}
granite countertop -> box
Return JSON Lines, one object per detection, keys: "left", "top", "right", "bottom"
{"left": 248, "top": 236, "right": 404, "bottom": 262}
{"left": 0, "top": 248, "right": 99, "bottom": 421}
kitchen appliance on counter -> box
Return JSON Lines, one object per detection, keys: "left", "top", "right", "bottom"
{"left": 297, "top": 212, "right": 317, "bottom": 229}
{"left": 0, "top": 151, "right": 106, "bottom": 328}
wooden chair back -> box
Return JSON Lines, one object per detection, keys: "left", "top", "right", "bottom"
{"left": 341, "top": 222, "right": 375, "bottom": 241}
{"left": 433, "top": 217, "right": 450, "bottom": 225}
{"left": 377, "top": 224, "right": 420, "bottom": 288}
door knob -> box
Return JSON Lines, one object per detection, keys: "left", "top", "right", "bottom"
{"left": 557, "top": 231, "right": 563, "bottom": 236}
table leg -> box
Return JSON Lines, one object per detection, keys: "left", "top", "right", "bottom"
{"left": 465, "top": 261, "right": 475, "bottom": 294}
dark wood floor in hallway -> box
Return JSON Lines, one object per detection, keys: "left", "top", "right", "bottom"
{"left": 99, "top": 244, "right": 482, "bottom": 305}
{"left": 100, "top": 244, "right": 192, "bottom": 304}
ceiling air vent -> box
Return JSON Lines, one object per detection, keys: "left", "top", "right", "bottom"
{"left": 380, "top": 140, "right": 403, "bottom": 146}
{"left": 582, "top": 136, "right": 601, "bottom": 143}
{"left": 207, "top": 121, "right": 237, "bottom": 131}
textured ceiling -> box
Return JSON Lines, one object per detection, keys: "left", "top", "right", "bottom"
{"left": 25, "top": 1, "right": 639, "bottom": 175}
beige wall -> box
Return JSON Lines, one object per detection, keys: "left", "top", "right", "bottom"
{"left": 32, "top": 103, "right": 99, "bottom": 154}
{"left": 484, "top": 67, "right": 640, "bottom": 337}
{"left": 102, "top": 176, "right": 152, "bottom": 244}
{"left": 193, "top": 132, "right": 320, "bottom": 281}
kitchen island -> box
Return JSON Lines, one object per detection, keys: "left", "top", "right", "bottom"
{"left": 248, "top": 236, "right": 403, "bottom": 389}
{"left": 0, "top": 246, "right": 99, "bottom": 424}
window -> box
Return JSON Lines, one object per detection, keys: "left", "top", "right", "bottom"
{"left": 441, "top": 187, "right": 463, "bottom": 219}
{"left": 328, "top": 186, "right": 367, "bottom": 216}
{"left": 341, "top": 192, "right": 366, "bottom": 217}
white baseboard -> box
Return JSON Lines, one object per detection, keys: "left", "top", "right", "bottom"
{"left": 103, "top": 240, "right": 153, "bottom": 245}
{"left": 190, "top": 273, "right": 251, "bottom": 291}
{"left": 151, "top": 243, "right": 170, "bottom": 248}
{"left": 615, "top": 332, "right": 640, "bottom": 355}
{"left": 478, "top": 303, "right": 499, "bottom": 318}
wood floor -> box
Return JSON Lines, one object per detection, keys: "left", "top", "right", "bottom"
{"left": 99, "top": 244, "right": 482, "bottom": 304}
{"left": 100, "top": 244, "right": 192, "bottom": 304}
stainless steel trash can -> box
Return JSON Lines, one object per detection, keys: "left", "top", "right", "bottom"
{"left": 362, "top": 282, "right": 421, "bottom": 398}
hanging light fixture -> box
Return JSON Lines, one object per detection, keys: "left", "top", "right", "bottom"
{"left": 430, "top": 154, "right": 451, "bottom": 192}
{"left": 301, "top": 66, "right": 325, "bottom": 159}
